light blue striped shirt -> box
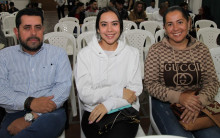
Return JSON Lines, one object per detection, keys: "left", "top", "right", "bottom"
{"left": 0, "top": 43, "right": 72, "bottom": 113}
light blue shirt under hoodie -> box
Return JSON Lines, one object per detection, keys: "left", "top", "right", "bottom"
{"left": 0, "top": 43, "right": 72, "bottom": 113}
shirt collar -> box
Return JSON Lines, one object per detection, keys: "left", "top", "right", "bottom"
{"left": 18, "top": 43, "right": 45, "bottom": 56}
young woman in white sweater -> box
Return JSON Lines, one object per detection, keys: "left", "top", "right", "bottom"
{"left": 75, "top": 7, "right": 143, "bottom": 138}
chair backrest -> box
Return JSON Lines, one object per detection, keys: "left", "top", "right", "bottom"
{"left": 146, "top": 13, "right": 153, "bottom": 21}
{"left": 189, "top": 13, "right": 195, "bottom": 25}
{"left": 155, "top": 29, "right": 165, "bottom": 43}
{"left": 54, "top": 21, "right": 80, "bottom": 37}
{"left": 0, "top": 43, "right": 4, "bottom": 49}
{"left": 81, "top": 21, "right": 96, "bottom": 33}
{"left": 210, "top": 47, "right": 220, "bottom": 103}
{"left": 2, "top": 15, "right": 16, "bottom": 34}
{"left": 0, "top": 12, "right": 10, "bottom": 18}
{"left": 139, "top": 21, "right": 163, "bottom": 36}
{"left": 122, "top": 29, "right": 155, "bottom": 78}
{"left": 83, "top": 16, "right": 97, "bottom": 23}
{"left": 59, "top": 17, "right": 79, "bottom": 24}
{"left": 76, "top": 31, "right": 96, "bottom": 53}
{"left": 12, "top": 12, "right": 18, "bottom": 16}
{"left": 127, "top": 11, "right": 130, "bottom": 16}
{"left": 197, "top": 27, "right": 220, "bottom": 49}
{"left": 123, "top": 20, "right": 138, "bottom": 32}
{"left": 195, "top": 20, "right": 217, "bottom": 31}
{"left": 44, "top": 32, "right": 77, "bottom": 64}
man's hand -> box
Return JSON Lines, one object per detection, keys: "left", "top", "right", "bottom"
{"left": 30, "top": 96, "right": 56, "bottom": 113}
{"left": 123, "top": 88, "right": 137, "bottom": 104}
{"left": 179, "top": 91, "right": 203, "bottom": 112}
{"left": 88, "top": 104, "right": 107, "bottom": 124}
{"left": 7, "top": 117, "right": 30, "bottom": 136}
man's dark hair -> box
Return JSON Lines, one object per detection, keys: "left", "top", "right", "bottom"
{"left": 116, "top": 0, "right": 125, "bottom": 5}
{"left": 89, "top": 0, "right": 97, "bottom": 4}
{"left": 16, "top": 8, "right": 44, "bottom": 28}
{"left": 76, "top": 1, "right": 84, "bottom": 8}
{"left": 33, "top": 2, "right": 39, "bottom": 8}
{"left": 9, "top": 2, "right": 14, "bottom": 7}
{"left": 179, "top": 2, "right": 187, "bottom": 8}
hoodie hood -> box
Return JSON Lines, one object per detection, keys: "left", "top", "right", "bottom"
{"left": 87, "top": 35, "right": 126, "bottom": 58}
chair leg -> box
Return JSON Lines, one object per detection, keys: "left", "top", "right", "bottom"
{"left": 147, "top": 124, "right": 153, "bottom": 135}
{"left": 57, "top": 130, "right": 65, "bottom": 138}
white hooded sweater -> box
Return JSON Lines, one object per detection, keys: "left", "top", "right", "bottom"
{"left": 75, "top": 36, "right": 143, "bottom": 112}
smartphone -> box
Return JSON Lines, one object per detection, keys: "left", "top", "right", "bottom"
{"left": 107, "top": 104, "right": 132, "bottom": 114}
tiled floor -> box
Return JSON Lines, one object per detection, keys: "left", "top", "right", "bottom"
{"left": 43, "top": 10, "right": 150, "bottom": 138}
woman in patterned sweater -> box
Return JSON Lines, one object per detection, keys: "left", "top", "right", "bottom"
{"left": 144, "top": 6, "right": 220, "bottom": 138}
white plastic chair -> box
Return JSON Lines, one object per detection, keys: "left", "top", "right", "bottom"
{"left": 146, "top": 13, "right": 153, "bottom": 21}
{"left": 44, "top": 32, "right": 76, "bottom": 56}
{"left": 123, "top": 20, "right": 138, "bottom": 32}
{"left": 44, "top": 32, "right": 78, "bottom": 138}
{"left": 197, "top": 27, "right": 220, "bottom": 49}
{"left": 57, "top": 72, "right": 78, "bottom": 138}
{"left": 0, "top": 43, "right": 5, "bottom": 49}
{"left": 12, "top": 11, "right": 18, "bottom": 16}
{"left": 83, "top": 16, "right": 97, "bottom": 23}
{"left": 0, "top": 12, "right": 10, "bottom": 20}
{"left": 0, "top": 12, "right": 10, "bottom": 16}
{"left": 155, "top": 29, "right": 165, "bottom": 43}
{"left": 58, "top": 131, "right": 65, "bottom": 138}
{"left": 81, "top": 21, "right": 96, "bottom": 33}
{"left": 122, "top": 29, "right": 155, "bottom": 79}
{"left": 2, "top": 15, "right": 17, "bottom": 46}
{"left": 44, "top": 31, "right": 78, "bottom": 67}
{"left": 195, "top": 20, "right": 217, "bottom": 32}
{"left": 77, "top": 95, "right": 86, "bottom": 138}
{"left": 54, "top": 21, "right": 80, "bottom": 37}
{"left": 147, "top": 96, "right": 161, "bottom": 135}
{"left": 59, "top": 17, "right": 79, "bottom": 24}
{"left": 210, "top": 47, "right": 220, "bottom": 103}
{"left": 139, "top": 21, "right": 163, "bottom": 36}
{"left": 128, "top": 11, "right": 130, "bottom": 16}
{"left": 76, "top": 31, "right": 96, "bottom": 53}
{"left": 189, "top": 13, "right": 195, "bottom": 25}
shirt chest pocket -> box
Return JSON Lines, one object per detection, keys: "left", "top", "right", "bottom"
{"left": 34, "top": 64, "right": 56, "bottom": 84}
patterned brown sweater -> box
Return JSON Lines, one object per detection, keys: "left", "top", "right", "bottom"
{"left": 144, "top": 35, "right": 220, "bottom": 106}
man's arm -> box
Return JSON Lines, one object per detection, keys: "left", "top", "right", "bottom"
{"left": 0, "top": 51, "right": 27, "bottom": 111}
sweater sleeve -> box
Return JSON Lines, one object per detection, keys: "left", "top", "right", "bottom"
{"left": 198, "top": 46, "right": 220, "bottom": 106}
{"left": 144, "top": 45, "right": 181, "bottom": 104}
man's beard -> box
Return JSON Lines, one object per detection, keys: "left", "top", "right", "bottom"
{"left": 18, "top": 34, "right": 43, "bottom": 52}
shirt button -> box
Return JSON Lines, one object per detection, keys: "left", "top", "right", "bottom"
{"left": 32, "top": 68, "right": 34, "bottom": 72}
